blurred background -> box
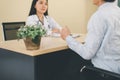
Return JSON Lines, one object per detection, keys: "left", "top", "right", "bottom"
{"left": 0, "top": 0, "right": 118, "bottom": 41}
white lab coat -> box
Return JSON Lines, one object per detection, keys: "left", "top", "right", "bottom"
{"left": 26, "top": 14, "right": 61, "bottom": 35}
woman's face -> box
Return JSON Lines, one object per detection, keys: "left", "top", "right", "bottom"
{"left": 35, "top": 0, "right": 48, "bottom": 14}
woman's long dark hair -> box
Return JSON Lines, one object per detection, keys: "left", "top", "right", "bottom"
{"left": 29, "top": 0, "right": 48, "bottom": 16}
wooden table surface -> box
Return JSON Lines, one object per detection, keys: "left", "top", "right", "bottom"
{"left": 0, "top": 34, "right": 86, "bottom": 56}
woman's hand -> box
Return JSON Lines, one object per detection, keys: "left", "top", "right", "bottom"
{"left": 60, "top": 26, "right": 71, "bottom": 40}
{"left": 52, "top": 28, "right": 60, "bottom": 33}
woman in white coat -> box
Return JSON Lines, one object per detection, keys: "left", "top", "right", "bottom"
{"left": 26, "top": 0, "right": 61, "bottom": 36}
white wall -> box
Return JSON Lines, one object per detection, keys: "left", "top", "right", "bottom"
{"left": 0, "top": 0, "right": 32, "bottom": 41}
{"left": 48, "top": 0, "right": 97, "bottom": 33}
{"left": 0, "top": 0, "right": 97, "bottom": 41}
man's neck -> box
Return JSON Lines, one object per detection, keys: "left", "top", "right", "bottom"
{"left": 97, "top": 1, "right": 105, "bottom": 7}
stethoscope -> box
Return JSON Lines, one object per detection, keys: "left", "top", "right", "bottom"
{"left": 37, "top": 15, "right": 51, "bottom": 29}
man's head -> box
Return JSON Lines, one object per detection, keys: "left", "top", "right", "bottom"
{"left": 92, "top": 0, "right": 115, "bottom": 6}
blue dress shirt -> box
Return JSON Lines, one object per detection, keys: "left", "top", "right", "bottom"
{"left": 66, "top": 2, "right": 120, "bottom": 74}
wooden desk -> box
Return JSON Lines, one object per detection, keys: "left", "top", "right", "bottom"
{"left": 0, "top": 34, "right": 87, "bottom": 80}
{"left": 0, "top": 34, "right": 85, "bottom": 56}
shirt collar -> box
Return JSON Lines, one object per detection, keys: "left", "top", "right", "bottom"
{"left": 98, "top": 2, "right": 115, "bottom": 10}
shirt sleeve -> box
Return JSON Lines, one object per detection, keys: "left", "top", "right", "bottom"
{"left": 47, "top": 16, "right": 62, "bottom": 30}
{"left": 26, "top": 15, "right": 39, "bottom": 26}
{"left": 66, "top": 13, "right": 107, "bottom": 60}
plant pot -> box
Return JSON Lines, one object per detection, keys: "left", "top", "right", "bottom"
{"left": 24, "top": 36, "right": 41, "bottom": 50}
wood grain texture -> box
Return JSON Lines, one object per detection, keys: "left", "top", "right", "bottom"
{"left": 0, "top": 34, "right": 86, "bottom": 56}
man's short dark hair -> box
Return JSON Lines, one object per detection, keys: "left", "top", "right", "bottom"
{"left": 104, "top": 0, "right": 115, "bottom": 2}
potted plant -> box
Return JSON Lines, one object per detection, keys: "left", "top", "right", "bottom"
{"left": 17, "top": 24, "right": 46, "bottom": 50}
